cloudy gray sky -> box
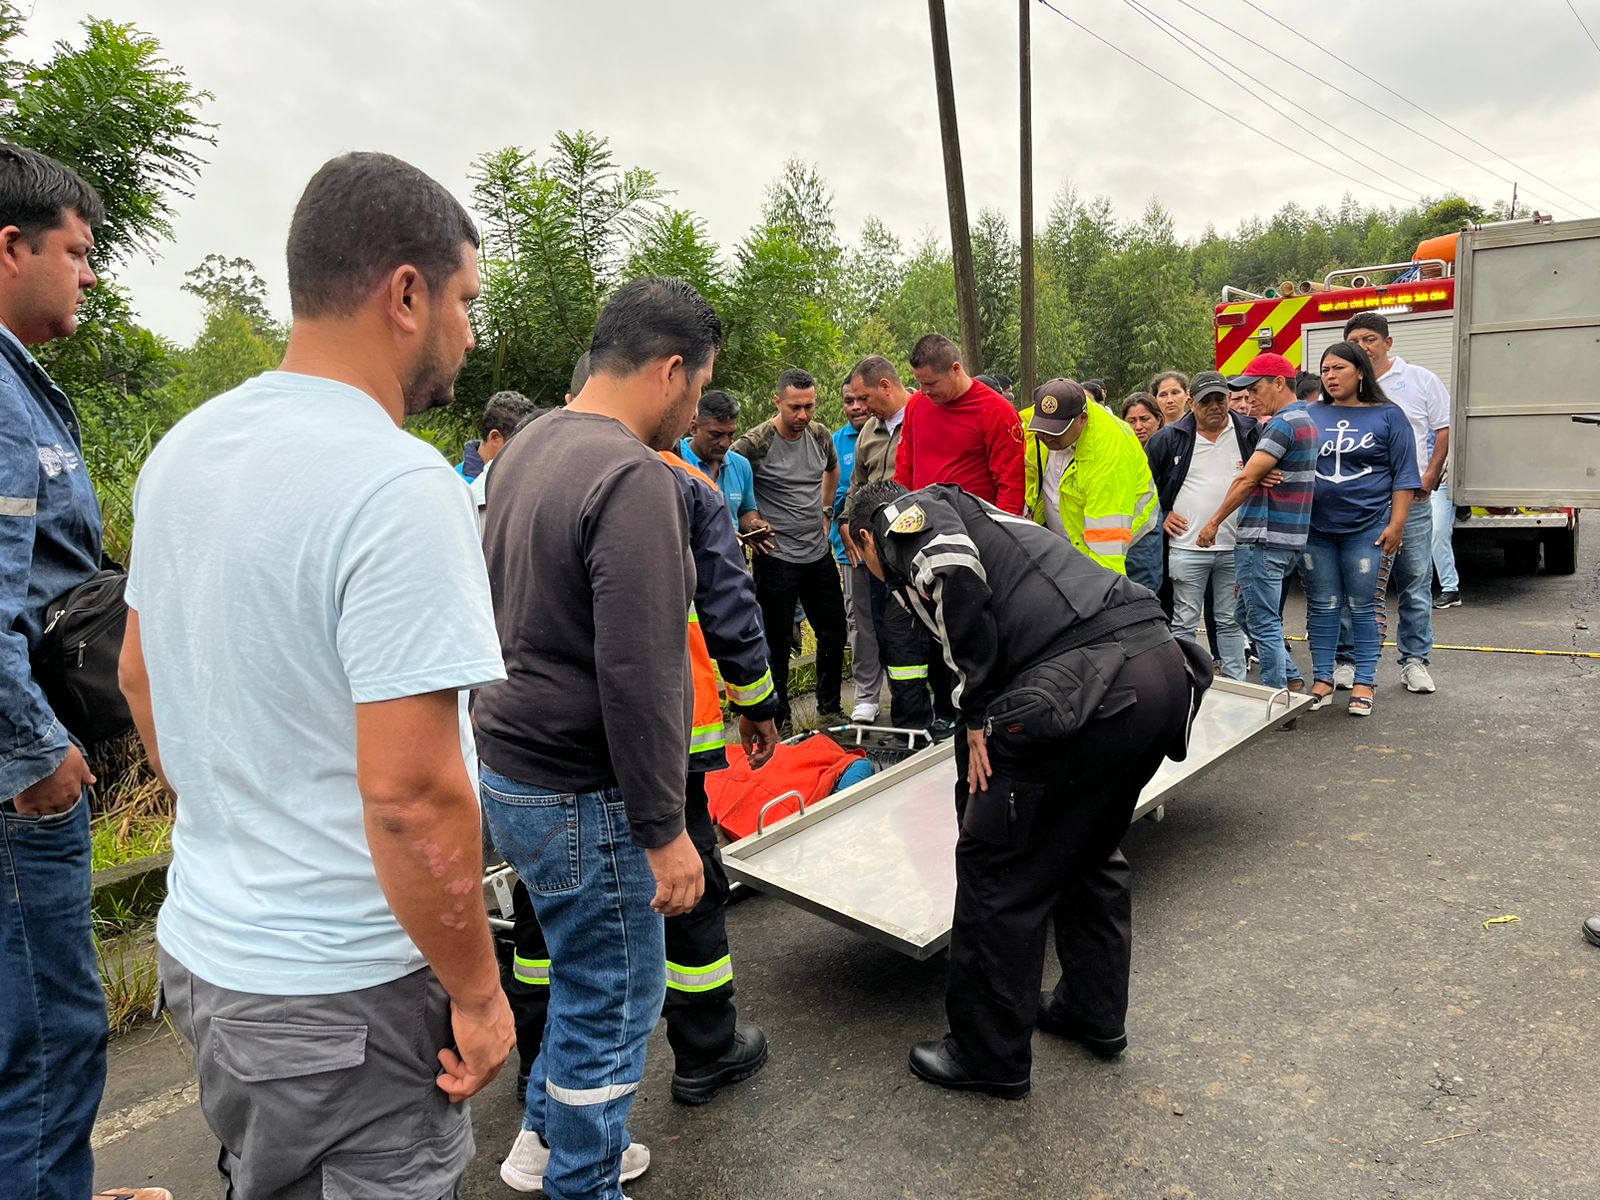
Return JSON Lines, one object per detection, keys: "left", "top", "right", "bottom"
{"left": 19, "top": 0, "right": 1600, "bottom": 341}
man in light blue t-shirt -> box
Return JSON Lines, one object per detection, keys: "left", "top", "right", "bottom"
{"left": 680, "top": 389, "right": 759, "bottom": 531}
{"left": 119, "top": 153, "right": 513, "bottom": 1199}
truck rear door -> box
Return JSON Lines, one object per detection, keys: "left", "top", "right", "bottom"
{"left": 1452, "top": 217, "right": 1600, "bottom": 507}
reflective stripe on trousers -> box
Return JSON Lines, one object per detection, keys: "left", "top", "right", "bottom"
{"left": 513, "top": 954, "right": 550, "bottom": 986}
{"left": 887, "top": 663, "right": 929, "bottom": 680}
{"left": 665, "top": 954, "right": 733, "bottom": 993}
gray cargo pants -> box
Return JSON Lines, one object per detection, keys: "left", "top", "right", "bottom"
{"left": 158, "top": 949, "right": 472, "bottom": 1199}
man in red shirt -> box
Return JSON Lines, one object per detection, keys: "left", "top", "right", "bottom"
{"left": 895, "top": 333, "right": 1025, "bottom": 514}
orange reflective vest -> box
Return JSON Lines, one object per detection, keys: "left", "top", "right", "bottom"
{"left": 661, "top": 450, "right": 736, "bottom": 763}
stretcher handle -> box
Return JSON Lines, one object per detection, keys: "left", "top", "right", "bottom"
{"left": 757, "top": 790, "right": 807, "bottom": 835}
{"left": 1266, "top": 686, "right": 1292, "bottom": 716}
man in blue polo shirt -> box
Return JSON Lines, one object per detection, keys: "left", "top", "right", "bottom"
{"left": 680, "top": 390, "right": 758, "bottom": 531}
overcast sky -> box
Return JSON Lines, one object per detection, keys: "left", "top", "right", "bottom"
{"left": 19, "top": 0, "right": 1600, "bottom": 341}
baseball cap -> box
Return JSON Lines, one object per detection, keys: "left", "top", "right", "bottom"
{"left": 1226, "top": 352, "right": 1297, "bottom": 389}
{"left": 1029, "top": 379, "right": 1089, "bottom": 435}
{"left": 1190, "top": 370, "right": 1230, "bottom": 403}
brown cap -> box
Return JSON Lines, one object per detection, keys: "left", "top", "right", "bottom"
{"left": 1030, "top": 378, "right": 1089, "bottom": 435}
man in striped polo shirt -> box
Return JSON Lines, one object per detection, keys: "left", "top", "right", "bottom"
{"left": 1198, "top": 353, "right": 1318, "bottom": 692}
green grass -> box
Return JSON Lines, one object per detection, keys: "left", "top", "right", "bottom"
{"left": 91, "top": 812, "right": 172, "bottom": 872}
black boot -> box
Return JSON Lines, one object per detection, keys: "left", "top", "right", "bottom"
{"left": 908, "top": 1038, "right": 1029, "bottom": 1100}
{"left": 671, "top": 1025, "right": 769, "bottom": 1105}
{"left": 1036, "top": 992, "right": 1128, "bottom": 1059}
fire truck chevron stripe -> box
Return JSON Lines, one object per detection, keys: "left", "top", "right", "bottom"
{"left": 1218, "top": 297, "right": 1312, "bottom": 375}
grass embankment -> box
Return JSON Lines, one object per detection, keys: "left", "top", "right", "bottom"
{"left": 89, "top": 733, "right": 172, "bottom": 1032}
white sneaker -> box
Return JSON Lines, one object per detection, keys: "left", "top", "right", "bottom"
{"left": 500, "top": 1129, "right": 651, "bottom": 1192}
{"left": 1332, "top": 662, "right": 1356, "bottom": 690}
{"left": 1400, "top": 661, "right": 1436, "bottom": 694}
{"left": 850, "top": 701, "right": 880, "bottom": 723}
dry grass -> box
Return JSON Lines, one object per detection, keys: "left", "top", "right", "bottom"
{"left": 88, "top": 733, "right": 173, "bottom": 872}
{"left": 97, "top": 926, "right": 160, "bottom": 1034}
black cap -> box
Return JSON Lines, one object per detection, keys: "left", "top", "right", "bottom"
{"left": 1030, "top": 379, "right": 1089, "bottom": 435}
{"left": 1190, "top": 370, "right": 1230, "bottom": 403}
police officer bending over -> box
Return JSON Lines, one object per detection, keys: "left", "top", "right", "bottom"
{"left": 846, "top": 476, "right": 1210, "bottom": 1099}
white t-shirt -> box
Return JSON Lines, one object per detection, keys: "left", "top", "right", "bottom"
{"left": 470, "top": 455, "right": 493, "bottom": 531}
{"left": 1378, "top": 355, "right": 1451, "bottom": 479}
{"left": 126, "top": 372, "right": 506, "bottom": 995}
{"left": 1171, "top": 425, "right": 1245, "bottom": 551}
{"left": 1041, "top": 445, "right": 1075, "bottom": 537}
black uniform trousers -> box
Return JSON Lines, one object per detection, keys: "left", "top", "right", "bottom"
{"left": 507, "top": 772, "right": 737, "bottom": 1074}
{"left": 753, "top": 553, "right": 847, "bottom": 722}
{"left": 877, "top": 596, "right": 934, "bottom": 730}
{"left": 946, "top": 639, "right": 1191, "bottom": 1082}
{"left": 876, "top": 596, "right": 960, "bottom": 731}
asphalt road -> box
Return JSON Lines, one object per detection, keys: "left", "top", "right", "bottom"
{"left": 94, "top": 519, "right": 1600, "bottom": 1200}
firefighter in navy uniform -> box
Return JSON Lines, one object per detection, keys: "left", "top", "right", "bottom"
{"left": 846, "top": 458, "right": 1211, "bottom": 1099}
{"left": 504, "top": 448, "right": 781, "bottom": 1125}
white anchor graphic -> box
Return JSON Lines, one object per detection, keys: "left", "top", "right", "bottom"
{"left": 1317, "top": 419, "right": 1376, "bottom": 484}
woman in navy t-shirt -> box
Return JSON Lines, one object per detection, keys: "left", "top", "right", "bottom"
{"left": 1304, "top": 341, "right": 1420, "bottom": 716}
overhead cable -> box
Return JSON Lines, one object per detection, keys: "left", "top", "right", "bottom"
{"left": 1034, "top": 0, "right": 1419, "bottom": 206}
{"left": 1232, "top": 0, "right": 1599, "bottom": 214}
{"left": 1567, "top": 0, "right": 1600, "bottom": 58}
{"left": 1121, "top": 0, "right": 1441, "bottom": 202}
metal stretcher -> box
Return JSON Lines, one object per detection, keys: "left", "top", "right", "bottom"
{"left": 719, "top": 679, "right": 1313, "bottom": 959}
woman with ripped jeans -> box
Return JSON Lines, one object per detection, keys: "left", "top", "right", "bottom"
{"left": 1303, "top": 342, "right": 1419, "bottom": 717}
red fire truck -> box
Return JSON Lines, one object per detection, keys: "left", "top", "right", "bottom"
{"left": 1213, "top": 226, "right": 1580, "bottom": 575}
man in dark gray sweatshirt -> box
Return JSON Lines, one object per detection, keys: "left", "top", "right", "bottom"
{"left": 474, "top": 276, "right": 721, "bottom": 1200}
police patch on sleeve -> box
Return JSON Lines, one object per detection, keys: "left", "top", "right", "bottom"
{"left": 888, "top": 504, "right": 926, "bottom": 534}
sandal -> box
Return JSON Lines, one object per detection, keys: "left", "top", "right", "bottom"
{"left": 1348, "top": 687, "right": 1374, "bottom": 718}
{"left": 1308, "top": 681, "right": 1335, "bottom": 711}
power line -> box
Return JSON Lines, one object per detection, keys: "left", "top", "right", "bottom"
{"left": 1232, "top": 0, "right": 1600, "bottom": 215}
{"left": 1033, "top": 0, "right": 1419, "bottom": 206}
{"left": 1120, "top": 0, "right": 1440, "bottom": 202}
{"left": 1164, "top": 0, "right": 1588, "bottom": 217}
{"left": 1568, "top": 0, "right": 1600, "bottom": 58}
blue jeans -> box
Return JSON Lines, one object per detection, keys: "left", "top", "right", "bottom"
{"left": 1167, "top": 547, "right": 1247, "bottom": 680}
{"left": 0, "top": 793, "right": 107, "bottom": 1200}
{"left": 1304, "top": 520, "right": 1393, "bottom": 686}
{"left": 1430, "top": 482, "right": 1460, "bottom": 591}
{"left": 1126, "top": 529, "right": 1164, "bottom": 593}
{"left": 1334, "top": 501, "right": 1433, "bottom": 667}
{"left": 1234, "top": 543, "right": 1304, "bottom": 689}
{"left": 480, "top": 768, "right": 665, "bottom": 1200}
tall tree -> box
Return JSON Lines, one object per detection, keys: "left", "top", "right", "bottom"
{"left": 464, "top": 133, "right": 666, "bottom": 402}
{"left": 182, "top": 253, "right": 278, "bottom": 338}
{"left": 0, "top": 11, "right": 213, "bottom": 265}
{"left": 970, "top": 207, "right": 1020, "bottom": 379}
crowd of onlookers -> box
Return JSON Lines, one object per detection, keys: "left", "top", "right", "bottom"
{"left": 740, "top": 313, "right": 1461, "bottom": 726}
{"left": 1102, "top": 320, "right": 1455, "bottom": 717}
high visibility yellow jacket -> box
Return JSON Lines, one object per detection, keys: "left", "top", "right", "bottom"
{"left": 1019, "top": 400, "right": 1159, "bottom": 575}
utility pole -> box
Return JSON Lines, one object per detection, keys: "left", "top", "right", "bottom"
{"left": 1018, "top": 0, "right": 1036, "bottom": 405}
{"left": 927, "top": 0, "right": 983, "bottom": 373}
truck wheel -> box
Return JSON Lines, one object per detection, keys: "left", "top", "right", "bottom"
{"left": 1504, "top": 540, "right": 1541, "bottom": 575}
{"left": 1542, "top": 530, "right": 1577, "bottom": 575}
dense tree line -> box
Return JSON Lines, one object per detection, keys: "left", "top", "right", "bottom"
{"left": 1, "top": 5, "right": 1524, "bottom": 553}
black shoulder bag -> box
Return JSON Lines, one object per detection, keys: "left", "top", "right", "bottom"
{"left": 32, "top": 565, "right": 135, "bottom": 747}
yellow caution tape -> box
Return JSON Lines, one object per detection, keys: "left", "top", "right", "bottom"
{"left": 1284, "top": 636, "right": 1600, "bottom": 660}
{"left": 1481, "top": 914, "right": 1521, "bottom": 930}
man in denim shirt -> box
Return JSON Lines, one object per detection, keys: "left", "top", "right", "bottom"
{"left": 0, "top": 145, "right": 150, "bottom": 1200}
